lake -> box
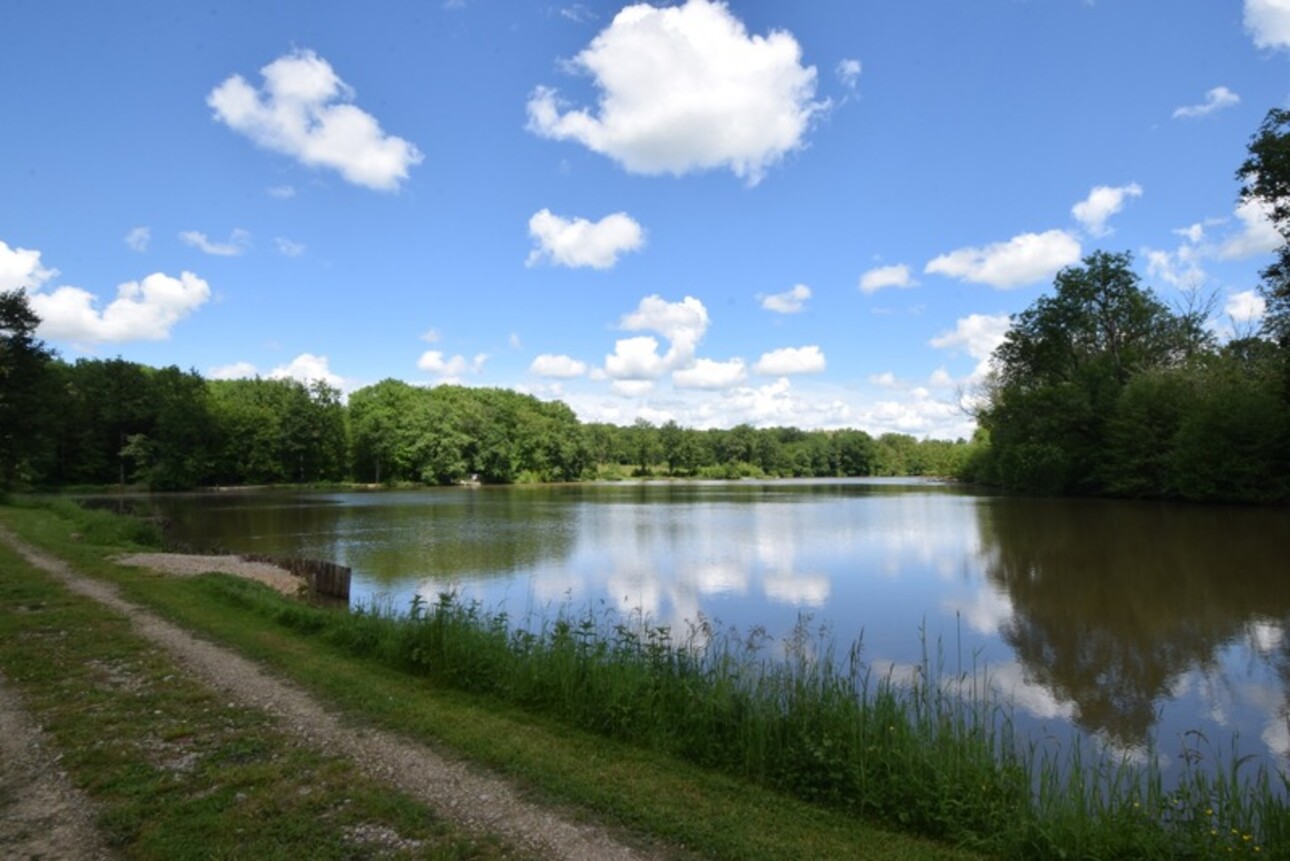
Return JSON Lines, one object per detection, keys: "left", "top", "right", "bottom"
{"left": 120, "top": 479, "right": 1290, "bottom": 781}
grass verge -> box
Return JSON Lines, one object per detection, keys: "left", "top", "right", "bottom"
{"left": 0, "top": 528, "right": 520, "bottom": 859}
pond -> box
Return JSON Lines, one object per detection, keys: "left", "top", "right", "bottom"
{"left": 117, "top": 479, "right": 1290, "bottom": 782}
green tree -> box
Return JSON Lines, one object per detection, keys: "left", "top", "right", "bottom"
{"left": 0, "top": 290, "right": 55, "bottom": 488}
{"left": 1238, "top": 108, "right": 1290, "bottom": 358}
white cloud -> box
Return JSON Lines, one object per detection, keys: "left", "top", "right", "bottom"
{"left": 1226, "top": 289, "right": 1267, "bottom": 324}
{"left": 417, "top": 350, "right": 488, "bottom": 377}
{"left": 868, "top": 371, "right": 898, "bottom": 388}
{"left": 0, "top": 240, "right": 57, "bottom": 291}
{"left": 1145, "top": 244, "right": 1205, "bottom": 288}
{"left": 208, "top": 361, "right": 259, "bottom": 380}
{"left": 269, "top": 353, "right": 345, "bottom": 389}
{"left": 267, "top": 184, "right": 297, "bottom": 199}
{"left": 859, "top": 263, "right": 915, "bottom": 294}
{"left": 1219, "top": 199, "right": 1283, "bottom": 259}
{"left": 1173, "top": 222, "right": 1207, "bottom": 243}
{"left": 835, "top": 58, "right": 861, "bottom": 90}
{"left": 124, "top": 226, "right": 151, "bottom": 252}
{"left": 925, "top": 230, "right": 1081, "bottom": 290}
{"left": 530, "top": 353, "right": 588, "bottom": 378}
{"left": 759, "top": 283, "right": 810, "bottom": 313}
{"left": 605, "top": 335, "right": 667, "bottom": 380}
{"left": 420, "top": 328, "right": 441, "bottom": 343}
{"left": 526, "top": 209, "right": 644, "bottom": 269}
{"left": 612, "top": 379, "right": 655, "bottom": 396}
{"left": 180, "top": 228, "right": 251, "bottom": 257}
{"left": 208, "top": 49, "right": 423, "bottom": 191}
{"left": 673, "top": 357, "right": 747, "bottom": 389}
{"left": 1071, "top": 183, "right": 1142, "bottom": 236}
{"left": 29, "top": 271, "right": 211, "bottom": 344}
{"left": 617, "top": 294, "right": 710, "bottom": 371}
{"left": 930, "top": 313, "right": 1012, "bottom": 382}
{"left": 753, "top": 345, "right": 825, "bottom": 375}
{"left": 509, "top": 332, "right": 522, "bottom": 349}
{"left": 1245, "top": 0, "right": 1290, "bottom": 49}
{"left": 929, "top": 367, "right": 955, "bottom": 388}
{"left": 526, "top": 0, "right": 825, "bottom": 184}
{"left": 1172, "top": 86, "right": 1240, "bottom": 119}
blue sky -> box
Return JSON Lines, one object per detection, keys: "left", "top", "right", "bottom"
{"left": 2, "top": 0, "right": 1287, "bottom": 439}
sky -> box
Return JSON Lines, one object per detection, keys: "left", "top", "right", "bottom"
{"left": 2, "top": 0, "right": 1288, "bottom": 440}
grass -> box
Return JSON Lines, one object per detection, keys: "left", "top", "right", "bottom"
{"left": 0, "top": 529, "right": 520, "bottom": 859}
{"left": 5, "top": 498, "right": 1288, "bottom": 859}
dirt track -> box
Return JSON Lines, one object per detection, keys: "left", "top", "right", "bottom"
{"left": 0, "top": 525, "right": 657, "bottom": 861}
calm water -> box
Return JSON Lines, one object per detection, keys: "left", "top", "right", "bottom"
{"left": 122, "top": 479, "right": 1290, "bottom": 779}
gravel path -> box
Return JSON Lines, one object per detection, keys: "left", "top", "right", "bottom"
{"left": 113, "top": 552, "right": 304, "bottom": 595}
{"left": 0, "top": 526, "right": 658, "bottom": 861}
{"left": 0, "top": 672, "right": 112, "bottom": 861}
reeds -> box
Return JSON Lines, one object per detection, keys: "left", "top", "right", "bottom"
{"left": 219, "top": 582, "right": 1287, "bottom": 859}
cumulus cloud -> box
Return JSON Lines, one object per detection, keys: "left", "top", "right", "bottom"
{"left": 605, "top": 335, "right": 668, "bottom": 380}
{"left": 835, "top": 58, "right": 861, "bottom": 89}
{"left": 124, "top": 226, "right": 151, "bottom": 252}
{"left": 267, "top": 184, "right": 297, "bottom": 199}
{"left": 0, "top": 240, "right": 57, "bottom": 292}
{"left": 925, "top": 230, "right": 1081, "bottom": 290}
{"left": 1245, "top": 0, "right": 1290, "bottom": 49}
{"left": 673, "top": 357, "right": 747, "bottom": 389}
{"left": 1173, "top": 86, "right": 1240, "bottom": 119}
{"left": 612, "top": 379, "right": 655, "bottom": 396}
{"left": 753, "top": 345, "right": 825, "bottom": 375}
{"left": 418, "top": 351, "right": 488, "bottom": 377}
{"left": 759, "top": 283, "right": 810, "bottom": 313}
{"left": 610, "top": 294, "right": 710, "bottom": 375}
{"left": 208, "top": 49, "right": 423, "bottom": 191}
{"left": 1226, "top": 289, "right": 1267, "bottom": 324}
{"left": 269, "top": 353, "right": 345, "bottom": 389}
{"left": 1071, "top": 183, "right": 1142, "bottom": 236}
{"left": 929, "top": 313, "right": 1012, "bottom": 381}
{"left": 526, "top": 0, "right": 825, "bottom": 184}
{"left": 180, "top": 228, "right": 251, "bottom": 257}
{"left": 29, "top": 271, "right": 211, "bottom": 344}
{"left": 859, "top": 263, "right": 915, "bottom": 294}
{"left": 1219, "top": 199, "right": 1283, "bottom": 259}
{"left": 1145, "top": 244, "right": 1205, "bottom": 288}
{"left": 530, "top": 353, "right": 588, "bottom": 378}
{"left": 526, "top": 209, "right": 644, "bottom": 269}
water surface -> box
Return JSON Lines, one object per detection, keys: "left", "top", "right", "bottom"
{"left": 131, "top": 480, "right": 1290, "bottom": 780}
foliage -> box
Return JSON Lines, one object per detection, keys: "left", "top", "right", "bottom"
{"left": 0, "top": 289, "right": 56, "bottom": 489}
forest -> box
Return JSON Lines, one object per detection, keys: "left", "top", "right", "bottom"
{"left": 2, "top": 110, "right": 1287, "bottom": 502}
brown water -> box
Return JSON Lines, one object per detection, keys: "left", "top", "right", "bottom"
{"left": 119, "top": 479, "right": 1290, "bottom": 779}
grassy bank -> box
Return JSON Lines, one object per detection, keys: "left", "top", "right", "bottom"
{"left": 5, "top": 500, "right": 1286, "bottom": 859}
{"left": 0, "top": 519, "right": 518, "bottom": 859}
{"left": 0, "top": 500, "right": 979, "bottom": 861}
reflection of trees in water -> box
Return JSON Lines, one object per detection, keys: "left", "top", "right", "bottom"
{"left": 144, "top": 490, "right": 577, "bottom": 582}
{"left": 976, "top": 498, "right": 1290, "bottom": 746}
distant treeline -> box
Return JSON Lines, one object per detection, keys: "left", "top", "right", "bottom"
{"left": 0, "top": 345, "right": 977, "bottom": 491}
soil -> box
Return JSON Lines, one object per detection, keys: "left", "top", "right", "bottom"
{"left": 0, "top": 526, "right": 661, "bottom": 861}
{"left": 0, "top": 673, "right": 112, "bottom": 861}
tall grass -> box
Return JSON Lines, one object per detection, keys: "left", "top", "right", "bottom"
{"left": 199, "top": 581, "right": 1286, "bottom": 859}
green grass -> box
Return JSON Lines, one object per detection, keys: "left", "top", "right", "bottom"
{"left": 0, "top": 533, "right": 520, "bottom": 859}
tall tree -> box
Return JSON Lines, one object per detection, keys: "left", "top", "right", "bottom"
{"left": 0, "top": 290, "right": 55, "bottom": 488}
{"left": 1238, "top": 108, "right": 1290, "bottom": 349}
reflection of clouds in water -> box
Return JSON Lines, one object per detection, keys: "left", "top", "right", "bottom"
{"left": 1169, "top": 654, "right": 1290, "bottom": 764}
{"left": 690, "top": 561, "right": 747, "bottom": 595}
{"left": 870, "top": 658, "right": 1075, "bottom": 722}
{"left": 531, "top": 570, "right": 584, "bottom": 605}
{"left": 942, "top": 582, "right": 1014, "bottom": 635}
{"left": 764, "top": 572, "right": 830, "bottom": 607}
{"left": 1248, "top": 620, "right": 1284, "bottom": 654}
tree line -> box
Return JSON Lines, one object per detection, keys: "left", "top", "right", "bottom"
{"left": 961, "top": 109, "right": 1290, "bottom": 504}
{"left": 0, "top": 336, "right": 976, "bottom": 491}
